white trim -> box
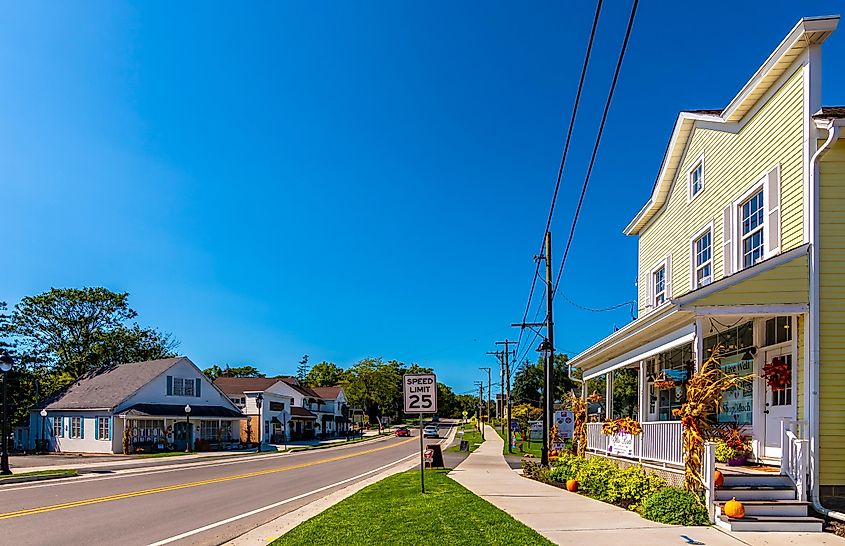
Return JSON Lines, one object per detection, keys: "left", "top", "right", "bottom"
{"left": 688, "top": 304, "right": 809, "bottom": 316}
{"left": 690, "top": 222, "right": 714, "bottom": 290}
{"left": 583, "top": 326, "right": 695, "bottom": 381}
{"left": 688, "top": 153, "right": 705, "bottom": 202}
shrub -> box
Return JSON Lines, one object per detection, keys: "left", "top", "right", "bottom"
{"left": 549, "top": 453, "right": 586, "bottom": 483}
{"left": 640, "top": 487, "right": 710, "bottom": 526}
{"left": 575, "top": 456, "right": 619, "bottom": 502}
{"left": 522, "top": 459, "right": 551, "bottom": 484}
{"left": 607, "top": 465, "right": 668, "bottom": 511}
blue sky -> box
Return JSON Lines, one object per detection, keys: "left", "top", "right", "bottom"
{"left": 2, "top": 1, "right": 844, "bottom": 395}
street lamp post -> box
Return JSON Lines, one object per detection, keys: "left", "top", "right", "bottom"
{"left": 537, "top": 339, "right": 553, "bottom": 467}
{"left": 0, "top": 351, "right": 13, "bottom": 475}
{"left": 184, "top": 404, "right": 192, "bottom": 453}
{"left": 256, "top": 393, "right": 263, "bottom": 453}
{"left": 40, "top": 409, "right": 47, "bottom": 453}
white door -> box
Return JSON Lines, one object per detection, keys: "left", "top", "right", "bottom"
{"left": 762, "top": 348, "right": 795, "bottom": 459}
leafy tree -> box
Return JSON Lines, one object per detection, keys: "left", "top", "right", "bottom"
{"left": 7, "top": 287, "right": 177, "bottom": 379}
{"left": 436, "top": 382, "right": 457, "bottom": 417}
{"left": 341, "top": 357, "right": 401, "bottom": 423}
{"left": 611, "top": 368, "right": 639, "bottom": 419}
{"left": 304, "top": 361, "right": 344, "bottom": 387}
{"left": 296, "top": 354, "right": 310, "bottom": 383}
{"left": 203, "top": 364, "right": 265, "bottom": 380}
{"left": 512, "top": 353, "right": 577, "bottom": 407}
{"left": 511, "top": 403, "right": 542, "bottom": 434}
{"left": 454, "top": 393, "right": 480, "bottom": 419}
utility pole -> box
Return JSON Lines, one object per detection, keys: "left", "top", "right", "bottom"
{"left": 474, "top": 381, "right": 485, "bottom": 440}
{"left": 495, "top": 339, "right": 516, "bottom": 453}
{"left": 542, "top": 230, "right": 556, "bottom": 467}
{"left": 480, "top": 367, "right": 491, "bottom": 429}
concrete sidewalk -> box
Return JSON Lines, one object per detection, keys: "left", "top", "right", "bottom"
{"left": 448, "top": 425, "right": 841, "bottom": 546}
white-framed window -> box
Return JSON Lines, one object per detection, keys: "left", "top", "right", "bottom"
{"left": 70, "top": 417, "right": 82, "bottom": 439}
{"left": 653, "top": 265, "right": 666, "bottom": 307}
{"left": 52, "top": 416, "right": 63, "bottom": 437}
{"left": 97, "top": 417, "right": 111, "bottom": 441}
{"left": 723, "top": 166, "right": 781, "bottom": 275}
{"left": 171, "top": 376, "right": 197, "bottom": 397}
{"left": 688, "top": 155, "right": 704, "bottom": 200}
{"left": 183, "top": 378, "right": 194, "bottom": 397}
{"left": 692, "top": 227, "right": 713, "bottom": 288}
{"left": 740, "top": 189, "right": 765, "bottom": 268}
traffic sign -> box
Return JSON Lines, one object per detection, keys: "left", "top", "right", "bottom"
{"left": 462, "top": 410, "right": 468, "bottom": 418}
{"left": 403, "top": 373, "right": 437, "bottom": 414}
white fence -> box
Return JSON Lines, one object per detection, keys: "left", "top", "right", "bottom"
{"left": 586, "top": 421, "right": 684, "bottom": 467}
{"left": 781, "top": 419, "right": 809, "bottom": 501}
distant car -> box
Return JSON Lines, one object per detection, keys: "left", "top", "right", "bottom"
{"left": 430, "top": 415, "right": 440, "bottom": 423}
{"left": 394, "top": 426, "right": 411, "bottom": 437}
{"left": 423, "top": 425, "right": 439, "bottom": 438}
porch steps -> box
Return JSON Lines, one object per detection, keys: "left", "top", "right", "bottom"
{"left": 714, "top": 474, "right": 823, "bottom": 532}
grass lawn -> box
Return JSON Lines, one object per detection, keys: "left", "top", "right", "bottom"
{"left": 0, "top": 469, "right": 78, "bottom": 481}
{"left": 446, "top": 423, "right": 484, "bottom": 453}
{"left": 271, "top": 469, "right": 553, "bottom": 546}
{"left": 137, "top": 451, "right": 198, "bottom": 458}
{"left": 494, "top": 426, "right": 542, "bottom": 458}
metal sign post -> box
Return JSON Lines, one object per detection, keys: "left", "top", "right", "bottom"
{"left": 403, "top": 373, "right": 437, "bottom": 494}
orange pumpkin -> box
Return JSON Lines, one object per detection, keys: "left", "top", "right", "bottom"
{"left": 714, "top": 470, "right": 724, "bottom": 489}
{"left": 566, "top": 479, "right": 579, "bottom": 492}
{"left": 724, "top": 497, "right": 745, "bottom": 519}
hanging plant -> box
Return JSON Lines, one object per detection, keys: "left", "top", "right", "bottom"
{"left": 761, "top": 356, "right": 790, "bottom": 391}
{"left": 587, "top": 390, "right": 604, "bottom": 403}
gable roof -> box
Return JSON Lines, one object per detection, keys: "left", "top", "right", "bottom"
{"left": 624, "top": 16, "right": 839, "bottom": 236}
{"left": 213, "top": 377, "right": 281, "bottom": 395}
{"left": 311, "top": 386, "right": 343, "bottom": 399}
{"left": 35, "top": 357, "right": 186, "bottom": 411}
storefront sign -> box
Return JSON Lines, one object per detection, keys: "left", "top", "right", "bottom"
{"left": 554, "top": 410, "right": 575, "bottom": 440}
{"left": 608, "top": 432, "right": 635, "bottom": 457}
{"left": 718, "top": 353, "right": 754, "bottom": 425}
{"left": 528, "top": 420, "right": 543, "bottom": 441}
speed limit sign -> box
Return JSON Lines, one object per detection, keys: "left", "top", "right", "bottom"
{"left": 403, "top": 374, "right": 437, "bottom": 414}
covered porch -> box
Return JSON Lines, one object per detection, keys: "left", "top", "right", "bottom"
{"left": 573, "top": 246, "right": 809, "bottom": 471}
{"left": 119, "top": 404, "right": 244, "bottom": 453}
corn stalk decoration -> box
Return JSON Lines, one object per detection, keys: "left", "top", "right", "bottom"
{"left": 568, "top": 392, "right": 587, "bottom": 457}
{"left": 672, "top": 347, "right": 745, "bottom": 493}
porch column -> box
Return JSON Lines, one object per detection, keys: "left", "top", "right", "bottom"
{"left": 605, "top": 372, "right": 613, "bottom": 420}
{"left": 638, "top": 360, "right": 647, "bottom": 423}
{"left": 694, "top": 317, "right": 704, "bottom": 372}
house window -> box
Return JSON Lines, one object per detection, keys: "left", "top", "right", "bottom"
{"left": 172, "top": 377, "right": 196, "bottom": 397}
{"left": 70, "top": 417, "right": 82, "bottom": 439}
{"left": 52, "top": 416, "right": 63, "bottom": 437}
{"left": 97, "top": 417, "right": 111, "bottom": 441}
{"left": 693, "top": 230, "right": 712, "bottom": 288}
{"left": 653, "top": 266, "right": 666, "bottom": 307}
{"left": 764, "top": 316, "right": 792, "bottom": 346}
{"left": 199, "top": 420, "right": 220, "bottom": 440}
{"left": 689, "top": 159, "right": 703, "bottom": 198}
{"left": 740, "top": 189, "right": 765, "bottom": 268}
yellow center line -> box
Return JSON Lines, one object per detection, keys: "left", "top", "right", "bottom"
{"left": 0, "top": 437, "right": 416, "bottom": 520}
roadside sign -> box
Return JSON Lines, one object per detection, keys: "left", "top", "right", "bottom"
{"left": 403, "top": 373, "right": 438, "bottom": 414}
{"left": 462, "top": 410, "right": 468, "bottom": 418}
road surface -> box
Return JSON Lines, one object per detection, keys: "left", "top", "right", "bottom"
{"left": 0, "top": 429, "right": 450, "bottom": 545}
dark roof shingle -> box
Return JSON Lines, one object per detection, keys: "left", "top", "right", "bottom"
{"left": 121, "top": 403, "right": 243, "bottom": 418}
{"left": 213, "top": 377, "right": 280, "bottom": 395}
{"left": 814, "top": 106, "right": 845, "bottom": 119}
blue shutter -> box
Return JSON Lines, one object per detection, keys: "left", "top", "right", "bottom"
{"left": 195, "top": 378, "right": 201, "bottom": 398}
{"left": 109, "top": 417, "right": 113, "bottom": 442}
{"left": 61, "top": 417, "right": 65, "bottom": 438}
{"left": 167, "top": 375, "right": 173, "bottom": 396}
{"left": 95, "top": 418, "right": 99, "bottom": 440}
{"left": 80, "top": 417, "right": 85, "bottom": 439}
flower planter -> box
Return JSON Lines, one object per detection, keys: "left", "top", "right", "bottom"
{"left": 727, "top": 453, "right": 748, "bottom": 466}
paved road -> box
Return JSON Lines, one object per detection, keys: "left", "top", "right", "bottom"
{"left": 0, "top": 428, "right": 451, "bottom": 545}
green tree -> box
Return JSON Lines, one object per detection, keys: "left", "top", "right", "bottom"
{"left": 511, "top": 353, "right": 577, "bottom": 406}
{"left": 7, "top": 287, "right": 177, "bottom": 379}
{"left": 203, "top": 364, "right": 265, "bottom": 380}
{"left": 303, "top": 361, "right": 344, "bottom": 387}
{"left": 454, "top": 393, "right": 479, "bottom": 419}
{"left": 436, "top": 382, "right": 457, "bottom": 417}
{"left": 296, "top": 354, "right": 310, "bottom": 383}
{"left": 341, "top": 357, "right": 401, "bottom": 423}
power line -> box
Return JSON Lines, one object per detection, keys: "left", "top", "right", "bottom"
{"left": 559, "top": 292, "right": 636, "bottom": 319}
{"left": 553, "top": 0, "right": 639, "bottom": 297}
{"left": 512, "top": 0, "right": 604, "bottom": 360}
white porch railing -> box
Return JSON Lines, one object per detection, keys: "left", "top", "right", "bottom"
{"left": 586, "top": 421, "right": 684, "bottom": 467}
{"left": 781, "top": 419, "right": 809, "bottom": 501}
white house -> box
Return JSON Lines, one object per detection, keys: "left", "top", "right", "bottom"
{"left": 28, "top": 357, "right": 244, "bottom": 454}
{"left": 272, "top": 379, "right": 350, "bottom": 439}
{"left": 213, "top": 377, "right": 296, "bottom": 445}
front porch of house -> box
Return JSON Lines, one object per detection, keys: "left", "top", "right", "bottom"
{"left": 119, "top": 404, "right": 244, "bottom": 453}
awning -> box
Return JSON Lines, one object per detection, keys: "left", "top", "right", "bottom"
{"left": 290, "top": 407, "right": 317, "bottom": 419}
{"left": 583, "top": 325, "right": 695, "bottom": 380}
{"left": 271, "top": 417, "right": 282, "bottom": 425}
{"left": 120, "top": 404, "right": 244, "bottom": 419}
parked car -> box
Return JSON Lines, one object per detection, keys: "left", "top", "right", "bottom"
{"left": 423, "top": 425, "right": 439, "bottom": 438}
{"left": 394, "top": 426, "right": 411, "bottom": 437}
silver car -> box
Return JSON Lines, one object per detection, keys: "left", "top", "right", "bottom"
{"left": 423, "top": 425, "right": 439, "bottom": 438}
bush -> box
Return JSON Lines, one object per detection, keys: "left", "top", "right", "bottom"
{"left": 549, "top": 453, "right": 586, "bottom": 483}
{"left": 521, "top": 459, "right": 551, "bottom": 484}
{"left": 640, "top": 487, "right": 710, "bottom": 526}
{"left": 607, "top": 465, "right": 668, "bottom": 511}
{"left": 575, "top": 456, "right": 619, "bottom": 502}
{"left": 715, "top": 439, "right": 741, "bottom": 463}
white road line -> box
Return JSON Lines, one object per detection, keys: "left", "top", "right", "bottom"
{"left": 147, "top": 430, "right": 454, "bottom": 546}
{"left": 146, "top": 453, "right": 417, "bottom": 546}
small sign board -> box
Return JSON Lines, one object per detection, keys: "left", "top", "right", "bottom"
{"left": 608, "top": 432, "right": 635, "bottom": 457}
{"left": 528, "top": 420, "right": 543, "bottom": 441}
{"left": 403, "top": 373, "right": 438, "bottom": 414}
{"left": 554, "top": 410, "right": 575, "bottom": 440}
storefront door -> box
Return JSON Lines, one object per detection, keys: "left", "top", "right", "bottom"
{"left": 762, "top": 347, "right": 795, "bottom": 459}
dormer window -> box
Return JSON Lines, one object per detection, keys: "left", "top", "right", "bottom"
{"left": 688, "top": 156, "right": 704, "bottom": 200}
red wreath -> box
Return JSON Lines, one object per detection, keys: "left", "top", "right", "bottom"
{"left": 762, "top": 357, "right": 790, "bottom": 391}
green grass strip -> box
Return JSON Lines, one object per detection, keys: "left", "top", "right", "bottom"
{"left": 0, "top": 469, "right": 78, "bottom": 480}
{"left": 272, "top": 469, "right": 553, "bottom": 546}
